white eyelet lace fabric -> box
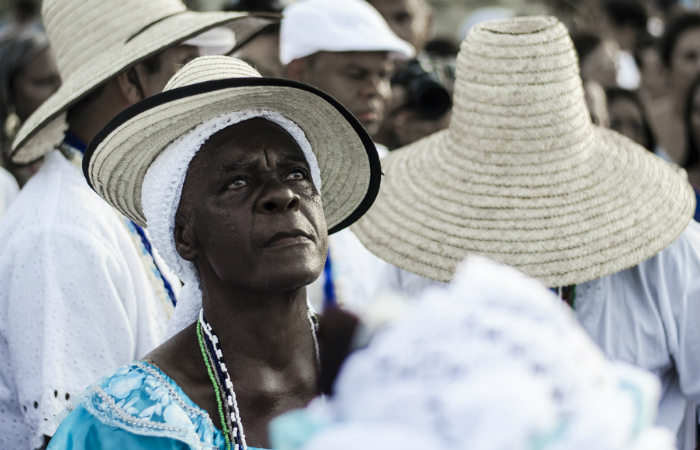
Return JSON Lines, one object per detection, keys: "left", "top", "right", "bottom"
{"left": 141, "top": 110, "right": 321, "bottom": 341}
{"left": 270, "top": 257, "right": 676, "bottom": 450}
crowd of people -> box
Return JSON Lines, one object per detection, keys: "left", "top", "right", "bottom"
{"left": 0, "top": 0, "right": 699, "bottom": 449}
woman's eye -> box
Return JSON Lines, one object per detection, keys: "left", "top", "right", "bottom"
{"left": 285, "top": 170, "right": 306, "bottom": 181}
{"left": 227, "top": 177, "right": 248, "bottom": 189}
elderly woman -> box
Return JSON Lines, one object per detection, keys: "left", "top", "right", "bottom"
{"left": 47, "top": 56, "right": 380, "bottom": 450}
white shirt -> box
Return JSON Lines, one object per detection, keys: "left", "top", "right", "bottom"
{"left": 384, "top": 222, "right": 700, "bottom": 449}
{"left": 0, "top": 150, "right": 177, "bottom": 449}
{"left": 0, "top": 166, "right": 19, "bottom": 220}
{"left": 575, "top": 221, "right": 700, "bottom": 450}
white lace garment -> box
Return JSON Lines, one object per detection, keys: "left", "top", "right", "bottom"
{"left": 270, "top": 257, "right": 676, "bottom": 450}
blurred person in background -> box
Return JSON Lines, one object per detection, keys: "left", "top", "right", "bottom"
{"left": 0, "top": 0, "right": 271, "bottom": 447}
{"left": 584, "top": 80, "right": 611, "bottom": 127}
{"left": 605, "top": 87, "right": 657, "bottom": 152}
{"left": 0, "top": 30, "right": 60, "bottom": 187}
{"left": 572, "top": 32, "right": 620, "bottom": 88}
{"left": 281, "top": 0, "right": 413, "bottom": 315}
{"left": 0, "top": 0, "right": 41, "bottom": 37}
{"left": 635, "top": 36, "right": 669, "bottom": 106}
{"left": 594, "top": 0, "right": 649, "bottom": 89}
{"left": 366, "top": 0, "right": 433, "bottom": 53}
{"left": 227, "top": 0, "right": 285, "bottom": 77}
{"left": 649, "top": 13, "right": 700, "bottom": 168}
{"left": 682, "top": 74, "right": 700, "bottom": 220}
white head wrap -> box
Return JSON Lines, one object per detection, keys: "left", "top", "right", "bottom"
{"left": 142, "top": 110, "right": 321, "bottom": 341}
{"left": 269, "top": 257, "right": 675, "bottom": 450}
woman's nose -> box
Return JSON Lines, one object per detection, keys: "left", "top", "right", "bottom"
{"left": 256, "top": 179, "right": 301, "bottom": 214}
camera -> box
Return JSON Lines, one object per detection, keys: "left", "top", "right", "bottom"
{"left": 391, "top": 57, "right": 453, "bottom": 120}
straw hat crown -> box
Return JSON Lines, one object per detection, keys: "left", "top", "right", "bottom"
{"left": 352, "top": 16, "right": 695, "bottom": 287}
{"left": 164, "top": 56, "right": 261, "bottom": 91}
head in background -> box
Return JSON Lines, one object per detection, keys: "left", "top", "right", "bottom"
{"left": 683, "top": 74, "right": 700, "bottom": 171}
{"left": 606, "top": 87, "right": 655, "bottom": 151}
{"left": 366, "top": 0, "right": 433, "bottom": 53}
{"left": 596, "top": 0, "right": 649, "bottom": 51}
{"left": 660, "top": 13, "right": 700, "bottom": 105}
{"left": 634, "top": 36, "right": 668, "bottom": 101}
{"left": 572, "top": 33, "right": 620, "bottom": 88}
{"left": 0, "top": 31, "right": 60, "bottom": 185}
{"left": 281, "top": 0, "right": 413, "bottom": 138}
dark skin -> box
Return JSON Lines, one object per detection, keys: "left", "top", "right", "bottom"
{"left": 286, "top": 51, "right": 393, "bottom": 137}
{"left": 145, "top": 118, "right": 325, "bottom": 448}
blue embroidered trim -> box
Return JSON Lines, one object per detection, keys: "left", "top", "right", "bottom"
{"left": 322, "top": 250, "right": 336, "bottom": 310}
{"left": 130, "top": 221, "right": 178, "bottom": 307}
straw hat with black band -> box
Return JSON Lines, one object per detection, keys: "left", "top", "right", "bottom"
{"left": 83, "top": 55, "right": 380, "bottom": 338}
{"left": 351, "top": 16, "right": 696, "bottom": 288}
{"left": 9, "top": 0, "right": 278, "bottom": 164}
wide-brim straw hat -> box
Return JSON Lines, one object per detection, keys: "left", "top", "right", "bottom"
{"left": 83, "top": 56, "right": 381, "bottom": 233}
{"left": 352, "top": 16, "right": 695, "bottom": 288}
{"left": 9, "top": 0, "right": 277, "bottom": 164}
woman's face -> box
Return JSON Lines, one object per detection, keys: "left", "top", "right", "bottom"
{"left": 580, "top": 41, "right": 619, "bottom": 88}
{"left": 176, "top": 118, "right": 328, "bottom": 293}
{"left": 11, "top": 47, "right": 61, "bottom": 121}
{"left": 670, "top": 28, "right": 700, "bottom": 100}
{"left": 690, "top": 87, "right": 700, "bottom": 151}
{"left": 608, "top": 97, "right": 650, "bottom": 149}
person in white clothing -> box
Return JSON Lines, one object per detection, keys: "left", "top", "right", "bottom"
{"left": 280, "top": 0, "right": 413, "bottom": 314}
{"left": 0, "top": 0, "right": 274, "bottom": 448}
{"left": 352, "top": 16, "right": 700, "bottom": 450}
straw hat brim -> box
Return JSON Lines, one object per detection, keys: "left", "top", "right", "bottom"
{"left": 351, "top": 125, "right": 695, "bottom": 287}
{"left": 10, "top": 11, "right": 278, "bottom": 164}
{"left": 84, "top": 77, "right": 381, "bottom": 234}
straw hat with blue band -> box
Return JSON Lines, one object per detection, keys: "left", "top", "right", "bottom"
{"left": 10, "top": 0, "right": 278, "bottom": 164}
{"left": 83, "top": 56, "right": 381, "bottom": 234}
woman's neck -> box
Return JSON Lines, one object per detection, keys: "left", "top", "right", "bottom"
{"left": 201, "top": 284, "right": 316, "bottom": 371}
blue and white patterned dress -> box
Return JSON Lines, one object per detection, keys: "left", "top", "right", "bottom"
{"left": 49, "top": 362, "right": 266, "bottom": 450}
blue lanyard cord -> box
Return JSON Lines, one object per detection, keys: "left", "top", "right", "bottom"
{"left": 63, "top": 130, "right": 87, "bottom": 154}
{"left": 130, "top": 221, "right": 178, "bottom": 307}
{"left": 323, "top": 250, "right": 337, "bottom": 310}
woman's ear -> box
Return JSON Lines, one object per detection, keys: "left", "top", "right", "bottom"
{"left": 174, "top": 215, "right": 199, "bottom": 262}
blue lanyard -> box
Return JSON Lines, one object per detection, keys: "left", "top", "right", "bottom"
{"left": 323, "top": 250, "right": 337, "bottom": 310}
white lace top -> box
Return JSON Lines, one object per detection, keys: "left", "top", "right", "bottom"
{"left": 0, "top": 150, "right": 178, "bottom": 449}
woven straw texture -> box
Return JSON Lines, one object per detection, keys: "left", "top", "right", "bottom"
{"left": 352, "top": 16, "right": 695, "bottom": 288}
{"left": 10, "top": 0, "right": 274, "bottom": 164}
{"left": 87, "top": 56, "right": 373, "bottom": 231}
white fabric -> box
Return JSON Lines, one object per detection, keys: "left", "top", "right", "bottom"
{"left": 617, "top": 50, "right": 641, "bottom": 90}
{"left": 279, "top": 0, "right": 414, "bottom": 65}
{"left": 273, "top": 257, "right": 675, "bottom": 450}
{"left": 575, "top": 220, "right": 700, "bottom": 450}
{"left": 142, "top": 110, "right": 321, "bottom": 341}
{"left": 0, "top": 151, "right": 177, "bottom": 449}
{"left": 184, "top": 27, "right": 236, "bottom": 56}
{"left": 0, "top": 166, "right": 19, "bottom": 220}
{"left": 382, "top": 221, "right": 700, "bottom": 450}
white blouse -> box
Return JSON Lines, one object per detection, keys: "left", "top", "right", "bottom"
{"left": 0, "top": 151, "right": 177, "bottom": 449}
{"left": 0, "top": 166, "right": 19, "bottom": 220}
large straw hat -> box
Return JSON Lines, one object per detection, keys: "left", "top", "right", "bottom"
{"left": 9, "top": 0, "right": 276, "bottom": 164}
{"left": 83, "top": 56, "right": 380, "bottom": 233}
{"left": 352, "top": 16, "right": 695, "bottom": 288}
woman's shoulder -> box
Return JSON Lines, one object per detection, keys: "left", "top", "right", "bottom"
{"left": 50, "top": 362, "right": 223, "bottom": 450}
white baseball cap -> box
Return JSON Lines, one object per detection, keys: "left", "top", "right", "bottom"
{"left": 280, "top": 0, "right": 414, "bottom": 65}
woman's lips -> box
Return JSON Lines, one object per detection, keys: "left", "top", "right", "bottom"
{"left": 265, "top": 230, "right": 313, "bottom": 248}
{"left": 357, "top": 111, "right": 378, "bottom": 122}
